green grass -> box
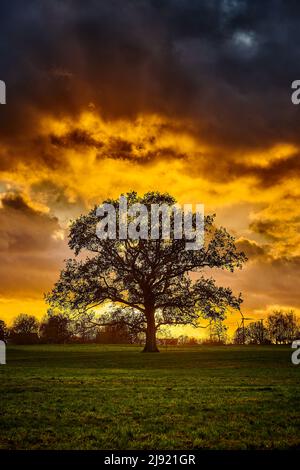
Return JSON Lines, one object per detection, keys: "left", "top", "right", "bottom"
{"left": 0, "top": 344, "right": 299, "bottom": 449}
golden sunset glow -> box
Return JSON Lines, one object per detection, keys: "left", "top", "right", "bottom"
{"left": 1, "top": 0, "right": 300, "bottom": 338}
{"left": 1, "top": 106, "right": 299, "bottom": 335}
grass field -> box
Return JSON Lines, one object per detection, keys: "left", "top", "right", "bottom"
{"left": 1, "top": 344, "right": 299, "bottom": 450}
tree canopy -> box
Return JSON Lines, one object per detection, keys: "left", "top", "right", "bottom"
{"left": 10, "top": 313, "right": 39, "bottom": 345}
{"left": 47, "top": 191, "right": 246, "bottom": 352}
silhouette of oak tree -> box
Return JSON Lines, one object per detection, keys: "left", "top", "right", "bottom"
{"left": 46, "top": 192, "right": 246, "bottom": 352}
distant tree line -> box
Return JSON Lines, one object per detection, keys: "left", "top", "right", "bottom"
{"left": 0, "top": 311, "right": 230, "bottom": 346}
{"left": 233, "top": 310, "right": 300, "bottom": 345}
{"left": 0, "top": 312, "right": 211, "bottom": 346}
{"left": 1, "top": 309, "right": 299, "bottom": 346}
{"left": 0, "top": 311, "right": 138, "bottom": 345}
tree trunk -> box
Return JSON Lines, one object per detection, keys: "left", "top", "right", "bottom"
{"left": 143, "top": 309, "right": 159, "bottom": 352}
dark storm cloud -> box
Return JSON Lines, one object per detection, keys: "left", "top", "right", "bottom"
{"left": 189, "top": 149, "right": 300, "bottom": 187}
{"left": 1, "top": 0, "right": 300, "bottom": 163}
{"left": 236, "top": 238, "right": 268, "bottom": 260}
{"left": 49, "top": 126, "right": 186, "bottom": 163}
{"left": 0, "top": 192, "right": 69, "bottom": 295}
{"left": 249, "top": 219, "right": 280, "bottom": 240}
{"left": 249, "top": 153, "right": 300, "bottom": 187}
{"left": 0, "top": 193, "right": 61, "bottom": 252}
{"left": 1, "top": 193, "right": 35, "bottom": 214}
{"left": 50, "top": 129, "right": 105, "bottom": 149}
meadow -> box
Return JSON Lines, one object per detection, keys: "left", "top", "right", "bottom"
{"left": 0, "top": 344, "right": 299, "bottom": 450}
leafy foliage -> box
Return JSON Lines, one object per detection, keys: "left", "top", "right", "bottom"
{"left": 40, "top": 310, "right": 72, "bottom": 344}
{"left": 47, "top": 191, "right": 246, "bottom": 351}
{"left": 10, "top": 313, "right": 39, "bottom": 344}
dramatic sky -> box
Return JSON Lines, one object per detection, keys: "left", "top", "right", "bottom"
{"left": 0, "top": 0, "right": 300, "bottom": 334}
